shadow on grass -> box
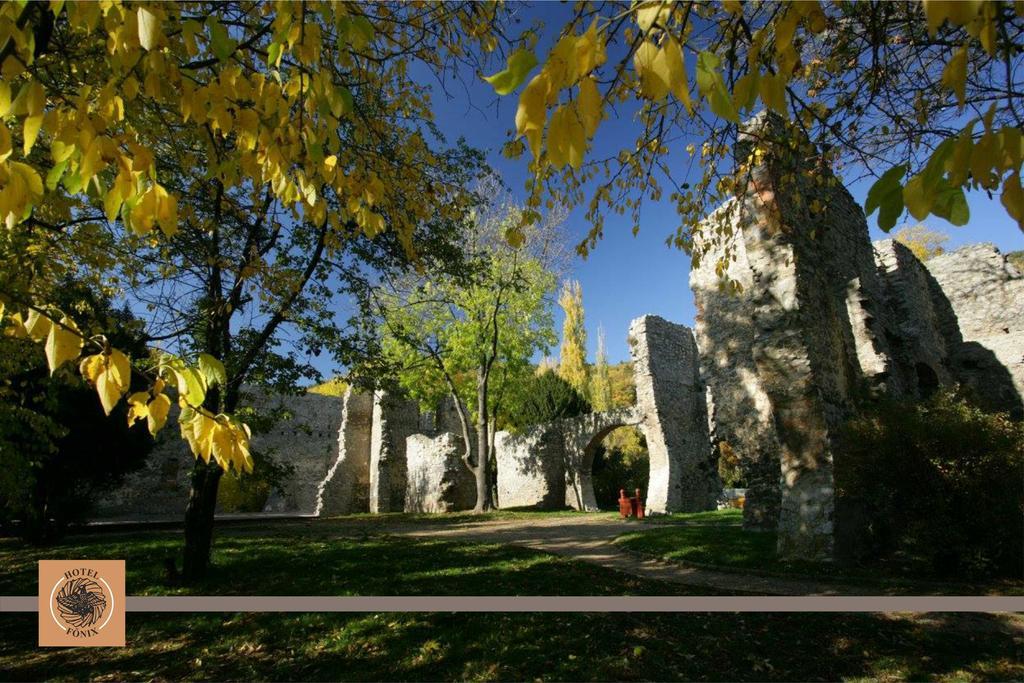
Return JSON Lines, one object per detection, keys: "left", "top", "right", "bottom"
{"left": 2, "top": 524, "right": 1021, "bottom": 680}
{"left": 0, "top": 532, "right": 705, "bottom": 597}
{"left": 1, "top": 610, "right": 1021, "bottom": 681}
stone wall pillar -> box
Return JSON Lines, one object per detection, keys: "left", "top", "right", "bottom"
{"left": 368, "top": 391, "right": 419, "bottom": 513}
{"left": 689, "top": 113, "right": 906, "bottom": 559}
{"left": 628, "top": 315, "right": 719, "bottom": 514}
{"left": 315, "top": 389, "right": 374, "bottom": 515}
{"left": 494, "top": 423, "right": 566, "bottom": 510}
{"left": 404, "top": 433, "right": 477, "bottom": 512}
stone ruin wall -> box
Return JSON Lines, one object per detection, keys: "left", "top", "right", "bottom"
{"left": 690, "top": 113, "right": 1024, "bottom": 560}
{"left": 96, "top": 389, "right": 347, "bottom": 519}
{"left": 96, "top": 310, "right": 722, "bottom": 521}
{"left": 690, "top": 117, "right": 898, "bottom": 559}
{"left": 924, "top": 244, "right": 1024, "bottom": 418}
{"left": 627, "top": 315, "right": 719, "bottom": 513}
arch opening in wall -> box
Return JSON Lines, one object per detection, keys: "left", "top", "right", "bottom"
{"left": 589, "top": 426, "right": 649, "bottom": 510}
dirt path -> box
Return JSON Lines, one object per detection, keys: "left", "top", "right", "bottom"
{"left": 362, "top": 515, "right": 882, "bottom": 596}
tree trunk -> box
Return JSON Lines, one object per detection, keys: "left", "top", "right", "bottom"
{"left": 474, "top": 372, "right": 493, "bottom": 512}
{"left": 181, "top": 459, "right": 223, "bottom": 581}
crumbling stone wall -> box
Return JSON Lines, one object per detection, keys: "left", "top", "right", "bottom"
{"left": 562, "top": 407, "right": 643, "bottom": 511}
{"left": 872, "top": 239, "right": 958, "bottom": 396}
{"left": 494, "top": 422, "right": 565, "bottom": 510}
{"left": 315, "top": 389, "right": 373, "bottom": 516}
{"left": 690, "top": 114, "right": 902, "bottom": 559}
{"left": 628, "top": 315, "right": 719, "bottom": 514}
{"left": 95, "top": 389, "right": 345, "bottom": 519}
{"left": 871, "top": 240, "right": 1023, "bottom": 418}
{"left": 404, "top": 432, "right": 477, "bottom": 512}
{"left": 925, "top": 244, "right": 1024, "bottom": 418}
{"left": 255, "top": 391, "right": 347, "bottom": 514}
{"left": 368, "top": 391, "right": 419, "bottom": 513}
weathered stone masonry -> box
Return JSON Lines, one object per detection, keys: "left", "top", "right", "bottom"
{"left": 690, "top": 113, "right": 1024, "bottom": 560}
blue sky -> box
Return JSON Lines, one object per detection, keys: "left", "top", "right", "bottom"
{"left": 415, "top": 3, "right": 1024, "bottom": 366}
{"left": 293, "top": 3, "right": 1024, "bottom": 380}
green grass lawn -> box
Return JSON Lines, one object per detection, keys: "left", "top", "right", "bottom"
{"left": 1, "top": 522, "right": 1022, "bottom": 680}
{"left": 615, "top": 512, "right": 1024, "bottom": 595}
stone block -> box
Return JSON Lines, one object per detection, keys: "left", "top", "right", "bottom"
{"left": 404, "top": 432, "right": 476, "bottom": 513}
{"left": 315, "top": 389, "right": 373, "bottom": 515}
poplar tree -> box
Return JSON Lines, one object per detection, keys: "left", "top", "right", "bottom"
{"left": 590, "top": 325, "right": 613, "bottom": 412}
{"left": 557, "top": 280, "right": 588, "bottom": 397}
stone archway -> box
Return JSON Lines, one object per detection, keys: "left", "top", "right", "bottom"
{"left": 495, "top": 315, "right": 720, "bottom": 515}
{"left": 563, "top": 408, "right": 643, "bottom": 511}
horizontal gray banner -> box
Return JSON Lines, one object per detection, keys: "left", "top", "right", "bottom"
{"left": 3, "top": 595, "right": 1023, "bottom": 613}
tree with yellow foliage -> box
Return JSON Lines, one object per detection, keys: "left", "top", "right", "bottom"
{"left": 0, "top": 1, "right": 502, "bottom": 579}
{"left": 590, "top": 325, "right": 613, "bottom": 412}
{"left": 557, "top": 279, "right": 589, "bottom": 397}
{"left": 894, "top": 224, "right": 950, "bottom": 261}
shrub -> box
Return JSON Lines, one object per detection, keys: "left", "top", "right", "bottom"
{"left": 505, "top": 370, "right": 591, "bottom": 431}
{"left": 836, "top": 389, "right": 1023, "bottom": 578}
{"left": 217, "top": 448, "right": 294, "bottom": 513}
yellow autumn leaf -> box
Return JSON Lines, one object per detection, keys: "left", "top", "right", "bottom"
{"left": 573, "top": 19, "right": 606, "bottom": 78}
{"left": 516, "top": 73, "right": 550, "bottom": 160}
{"left": 758, "top": 72, "right": 788, "bottom": 115}
{"left": 22, "top": 114, "right": 42, "bottom": 156}
{"left": 546, "top": 105, "right": 569, "bottom": 169}
{"left": 96, "top": 370, "right": 122, "bottom": 415}
{"left": 127, "top": 391, "right": 151, "bottom": 426}
{"left": 1002, "top": 172, "right": 1024, "bottom": 229}
{"left": 635, "top": 1, "right": 671, "bottom": 33}
{"left": 11, "top": 161, "right": 42, "bottom": 199}
{"left": 137, "top": 7, "right": 160, "bottom": 51}
{"left": 44, "top": 315, "right": 83, "bottom": 375}
{"left": 0, "top": 124, "right": 11, "bottom": 162}
{"left": 941, "top": 46, "right": 968, "bottom": 109}
{"left": 79, "top": 353, "right": 104, "bottom": 383}
{"left": 902, "top": 174, "right": 930, "bottom": 220}
{"left": 577, "top": 77, "right": 602, "bottom": 138}
{"left": 565, "top": 105, "right": 587, "bottom": 170}
{"left": 662, "top": 35, "right": 693, "bottom": 114}
{"left": 634, "top": 41, "right": 669, "bottom": 101}
{"left": 154, "top": 183, "right": 178, "bottom": 236}
{"left": 922, "top": 0, "right": 983, "bottom": 35}
{"left": 109, "top": 348, "right": 132, "bottom": 390}
{"left": 129, "top": 185, "right": 159, "bottom": 235}
{"left": 25, "top": 309, "right": 52, "bottom": 341}
{"left": 211, "top": 422, "right": 234, "bottom": 468}
{"left": 147, "top": 392, "right": 172, "bottom": 435}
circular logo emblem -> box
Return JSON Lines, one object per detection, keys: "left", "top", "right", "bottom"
{"left": 48, "top": 568, "right": 114, "bottom": 638}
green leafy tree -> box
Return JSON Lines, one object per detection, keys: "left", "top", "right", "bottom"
{"left": 505, "top": 369, "right": 591, "bottom": 432}
{"left": 838, "top": 390, "right": 1024, "bottom": 578}
{"left": 374, "top": 189, "right": 564, "bottom": 511}
{"left": 557, "top": 279, "right": 589, "bottom": 397}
